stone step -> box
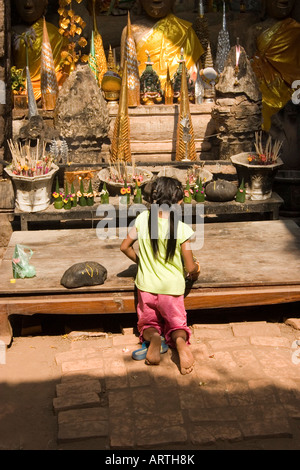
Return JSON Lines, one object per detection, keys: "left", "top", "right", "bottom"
{"left": 53, "top": 392, "right": 101, "bottom": 415}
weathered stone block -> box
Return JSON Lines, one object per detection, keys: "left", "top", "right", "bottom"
{"left": 56, "top": 379, "right": 101, "bottom": 397}
{"left": 53, "top": 392, "right": 101, "bottom": 414}
{"left": 231, "top": 321, "right": 281, "bottom": 337}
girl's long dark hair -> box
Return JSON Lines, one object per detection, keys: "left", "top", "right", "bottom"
{"left": 148, "top": 177, "right": 184, "bottom": 262}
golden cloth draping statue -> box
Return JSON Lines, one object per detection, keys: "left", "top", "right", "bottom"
{"left": 121, "top": 0, "right": 204, "bottom": 88}
{"left": 249, "top": 0, "right": 300, "bottom": 131}
{"left": 12, "top": 0, "right": 68, "bottom": 101}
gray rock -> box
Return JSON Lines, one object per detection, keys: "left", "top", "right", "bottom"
{"left": 205, "top": 179, "right": 237, "bottom": 202}
{"left": 61, "top": 261, "right": 107, "bottom": 289}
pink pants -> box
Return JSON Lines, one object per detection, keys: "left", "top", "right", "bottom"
{"left": 136, "top": 289, "right": 191, "bottom": 348}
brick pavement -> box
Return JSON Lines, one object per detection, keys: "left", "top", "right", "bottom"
{"left": 53, "top": 320, "right": 300, "bottom": 449}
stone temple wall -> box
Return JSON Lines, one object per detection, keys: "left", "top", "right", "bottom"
{"left": 0, "top": 0, "right": 12, "bottom": 174}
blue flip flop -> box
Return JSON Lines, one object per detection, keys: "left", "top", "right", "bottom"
{"left": 160, "top": 337, "right": 169, "bottom": 354}
{"left": 132, "top": 337, "right": 168, "bottom": 361}
{"left": 132, "top": 341, "right": 149, "bottom": 361}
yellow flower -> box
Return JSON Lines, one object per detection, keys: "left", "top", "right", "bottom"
{"left": 59, "top": 17, "right": 70, "bottom": 29}
{"left": 120, "top": 188, "right": 127, "bottom": 195}
{"left": 61, "top": 50, "right": 69, "bottom": 60}
{"left": 78, "top": 37, "right": 87, "bottom": 48}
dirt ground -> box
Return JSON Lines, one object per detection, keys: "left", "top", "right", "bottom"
{"left": 1, "top": 305, "right": 300, "bottom": 452}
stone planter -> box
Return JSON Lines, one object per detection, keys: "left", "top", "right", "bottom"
{"left": 5, "top": 165, "right": 59, "bottom": 212}
{"left": 157, "top": 166, "right": 213, "bottom": 186}
{"left": 98, "top": 167, "right": 153, "bottom": 197}
{"left": 231, "top": 153, "right": 283, "bottom": 200}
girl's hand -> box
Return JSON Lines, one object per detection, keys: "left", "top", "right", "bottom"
{"left": 186, "top": 258, "right": 200, "bottom": 281}
{"left": 181, "top": 241, "right": 200, "bottom": 281}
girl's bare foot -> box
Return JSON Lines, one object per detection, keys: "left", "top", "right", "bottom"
{"left": 145, "top": 332, "right": 161, "bottom": 365}
{"left": 175, "top": 336, "right": 194, "bottom": 375}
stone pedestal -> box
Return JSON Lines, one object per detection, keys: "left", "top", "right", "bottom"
{"left": 102, "top": 102, "right": 218, "bottom": 163}
{"left": 13, "top": 102, "right": 218, "bottom": 163}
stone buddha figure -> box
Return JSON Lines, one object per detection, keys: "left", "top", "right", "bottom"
{"left": 12, "top": 0, "right": 68, "bottom": 101}
{"left": 247, "top": 0, "right": 300, "bottom": 131}
{"left": 120, "top": 0, "right": 204, "bottom": 88}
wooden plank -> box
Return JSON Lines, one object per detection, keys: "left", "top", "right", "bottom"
{"left": 14, "top": 195, "right": 283, "bottom": 227}
{"left": 1, "top": 285, "right": 300, "bottom": 318}
{"left": 2, "top": 283, "right": 300, "bottom": 346}
{"left": 1, "top": 220, "right": 299, "bottom": 295}
{"left": 0, "top": 310, "right": 12, "bottom": 345}
{"left": 0, "top": 219, "right": 299, "bottom": 293}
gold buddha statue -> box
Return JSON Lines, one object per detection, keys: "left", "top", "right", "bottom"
{"left": 247, "top": 0, "right": 300, "bottom": 130}
{"left": 120, "top": 0, "right": 204, "bottom": 88}
{"left": 12, "top": 0, "right": 68, "bottom": 102}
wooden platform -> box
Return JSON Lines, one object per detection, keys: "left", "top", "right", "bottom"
{"left": 15, "top": 194, "right": 283, "bottom": 230}
{"left": 1, "top": 219, "right": 300, "bottom": 345}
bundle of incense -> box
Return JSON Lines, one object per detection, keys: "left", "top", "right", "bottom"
{"left": 254, "top": 131, "right": 282, "bottom": 163}
{"left": 7, "top": 138, "right": 53, "bottom": 176}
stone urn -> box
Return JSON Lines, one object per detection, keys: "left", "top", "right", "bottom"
{"left": 231, "top": 153, "right": 283, "bottom": 200}
{"left": 98, "top": 167, "right": 153, "bottom": 197}
{"left": 156, "top": 167, "right": 213, "bottom": 187}
{"left": 5, "top": 165, "right": 59, "bottom": 212}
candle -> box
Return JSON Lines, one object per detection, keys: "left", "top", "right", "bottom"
{"left": 222, "top": 1, "right": 226, "bottom": 31}
{"left": 235, "top": 38, "right": 241, "bottom": 68}
{"left": 199, "top": 0, "right": 204, "bottom": 17}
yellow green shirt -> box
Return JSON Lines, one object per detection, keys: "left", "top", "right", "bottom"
{"left": 134, "top": 210, "right": 194, "bottom": 296}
